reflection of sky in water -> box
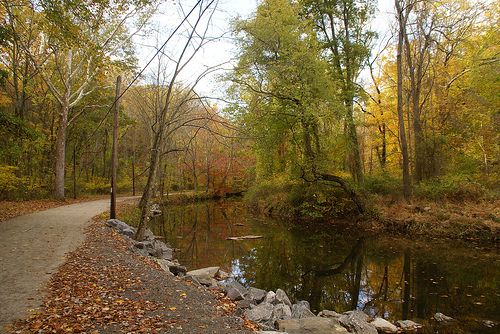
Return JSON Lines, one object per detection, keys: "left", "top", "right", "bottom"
{"left": 231, "top": 258, "right": 246, "bottom": 284}
{"left": 149, "top": 200, "right": 500, "bottom": 334}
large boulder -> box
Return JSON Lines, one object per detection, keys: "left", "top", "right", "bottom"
{"left": 224, "top": 280, "right": 248, "bottom": 301}
{"left": 247, "top": 287, "right": 267, "bottom": 303}
{"left": 276, "top": 289, "right": 292, "bottom": 307}
{"left": 156, "top": 259, "right": 186, "bottom": 276}
{"left": 278, "top": 317, "right": 349, "bottom": 334}
{"left": 106, "top": 219, "right": 137, "bottom": 237}
{"left": 291, "top": 301, "right": 315, "bottom": 319}
{"left": 370, "top": 318, "right": 398, "bottom": 333}
{"left": 244, "top": 302, "right": 274, "bottom": 325}
{"left": 396, "top": 320, "right": 422, "bottom": 331}
{"left": 272, "top": 303, "right": 292, "bottom": 322}
{"left": 339, "top": 310, "right": 377, "bottom": 334}
{"left": 134, "top": 239, "right": 173, "bottom": 260}
{"left": 264, "top": 291, "right": 276, "bottom": 304}
{"left": 186, "top": 266, "right": 219, "bottom": 279}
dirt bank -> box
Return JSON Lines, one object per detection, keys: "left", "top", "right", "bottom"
{"left": 364, "top": 197, "right": 500, "bottom": 242}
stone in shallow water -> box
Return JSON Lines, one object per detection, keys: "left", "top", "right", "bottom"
{"left": 339, "top": 310, "right": 377, "bottom": 334}
{"left": 370, "top": 317, "right": 398, "bottom": 333}
{"left": 482, "top": 320, "right": 497, "bottom": 328}
{"left": 396, "top": 320, "right": 422, "bottom": 331}
{"left": 434, "top": 312, "right": 453, "bottom": 323}
{"left": 278, "top": 317, "right": 349, "bottom": 334}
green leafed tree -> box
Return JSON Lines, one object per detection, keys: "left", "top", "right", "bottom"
{"left": 230, "top": 0, "right": 336, "bottom": 180}
{"left": 302, "top": 0, "right": 376, "bottom": 184}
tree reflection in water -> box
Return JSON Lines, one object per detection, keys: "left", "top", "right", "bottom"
{"left": 145, "top": 200, "right": 499, "bottom": 333}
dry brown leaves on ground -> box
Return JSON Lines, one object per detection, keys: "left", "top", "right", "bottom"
{"left": 0, "top": 197, "right": 105, "bottom": 222}
{"left": 10, "top": 219, "right": 251, "bottom": 334}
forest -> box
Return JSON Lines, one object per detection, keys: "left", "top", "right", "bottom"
{"left": 0, "top": 0, "right": 498, "bottom": 230}
{"left": 1, "top": 1, "right": 499, "bottom": 333}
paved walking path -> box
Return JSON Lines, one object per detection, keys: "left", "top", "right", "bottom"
{"left": 0, "top": 197, "right": 137, "bottom": 332}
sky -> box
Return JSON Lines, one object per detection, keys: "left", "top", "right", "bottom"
{"left": 134, "top": 0, "right": 396, "bottom": 97}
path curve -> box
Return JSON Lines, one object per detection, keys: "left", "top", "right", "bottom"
{"left": 0, "top": 197, "right": 138, "bottom": 332}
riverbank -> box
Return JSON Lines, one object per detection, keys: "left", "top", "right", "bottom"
{"left": 366, "top": 196, "right": 499, "bottom": 242}
{"left": 8, "top": 213, "right": 252, "bottom": 334}
{"left": 243, "top": 180, "right": 499, "bottom": 242}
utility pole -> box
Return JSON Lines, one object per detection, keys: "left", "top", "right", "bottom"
{"left": 110, "top": 75, "right": 122, "bottom": 219}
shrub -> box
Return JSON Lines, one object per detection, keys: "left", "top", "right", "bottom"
{"left": 363, "top": 174, "right": 402, "bottom": 195}
{"left": 0, "top": 165, "right": 26, "bottom": 199}
{"left": 414, "top": 175, "right": 487, "bottom": 201}
{"left": 82, "top": 177, "right": 110, "bottom": 194}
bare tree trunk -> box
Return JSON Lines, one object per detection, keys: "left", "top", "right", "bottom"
{"left": 396, "top": 0, "right": 411, "bottom": 200}
{"left": 54, "top": 102, "right": 68, "bottom": 199}
{"left": 72, "top": 144, "right": 77, "bottom": 199}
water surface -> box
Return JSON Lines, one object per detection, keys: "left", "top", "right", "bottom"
{"left": 148, "top": 200, "right": 499, "bottom": 333}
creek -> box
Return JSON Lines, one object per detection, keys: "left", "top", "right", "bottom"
{"left": 147, "top": 199, "right": 499, "bottom": 333}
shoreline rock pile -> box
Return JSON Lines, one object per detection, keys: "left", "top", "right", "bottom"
{"left": 106, "top": 218, "right": 187, "bottom": 277}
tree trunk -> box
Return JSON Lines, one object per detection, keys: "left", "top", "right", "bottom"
{"left": 396, "top": 0, "right": 412, "bottom": 200}
{"left": 318, "top": 173, "right": 365, "bottom": 213}
{"left": 110, "top": 75, "right": 121, "bottom": 219}
{"left": 54, "top": 102, "right": 69, "bottom": 199}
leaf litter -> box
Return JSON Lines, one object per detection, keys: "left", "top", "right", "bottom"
{"left": 9, "top": 218, "right": 252, "bottom": 334}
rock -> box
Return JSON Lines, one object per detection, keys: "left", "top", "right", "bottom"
{"left": 247, "top": 287, "right": 267, "bottom": 303}
{"left": 482, "top": 320, "right": 497, "bottom": 328}
{"left": 169, "top": 264, "right": 187, "bottom": 276}
{"left": 153, "top": 259, "right": 174, "bottom": 275}
{"left": 339, "top": 310, "right": 377, "bottom": 334}
{"left": 276, "top": 288, "right": 292, "bottom": 307}
{"left": 272, "top": 303, "right": 292, "bottom": 322}
{"left": 106, "top": 219, "right": 138, "bottom": 237}
{"left": 423, "top": 206, "right": 431, "bottom": 212}
{"left": 150, "top": 204, "right": 162, "bottom": 217}
{"left": 396, "top": 320, "right": 422, "bottom": 331}
{"left": 264, "top": 291, "right": 276, "bottom": 304}
{"left": 278, "top": 317, "right": 349, "bottom": 334}
{"left": 318, "top": 310, "right": 341, "bottom": 318}
{"left": 434, "top": 312, "right": 453, "bottom": 323}
{"left": 291, "top": 301, "right": 315, "bottom": 319}
{"left": 244, "top": 302, "right": 274, "bottom": 325}
{"left": 197, "top": 276, "right": 217, "bottom": 287}
{"left": 216, "top": 269, "right": 230, "bottom": 280}
{"left": 143, "top": 228, "right": 155, "bottom": 241}
{"left": 224, "top": 280, "right": 247, "bottom": 301}
{"left": 151, "top": 241, "right": 173, "bottom": 260}
{"left": 236, "top": 299, "right": 255, "bottom": 309}
{"left": 134, "top": 239, "right": 173, "bottom": 260}
{"left": 371, "top": 317, "right": 397, "bottom": 333}
{"left": 186, "top": 266, "right": 220, "bottom": 280}
{"left": 183, "top": 275, "right": 202, "bottom": 286}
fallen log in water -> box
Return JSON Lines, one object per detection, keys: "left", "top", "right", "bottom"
{"left": 226, "top": 235, "right": 263, "bottom": 241}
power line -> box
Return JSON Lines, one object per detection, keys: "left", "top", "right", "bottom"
{"left": 86, "top": 0, "right": 205, "bottom": 140}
